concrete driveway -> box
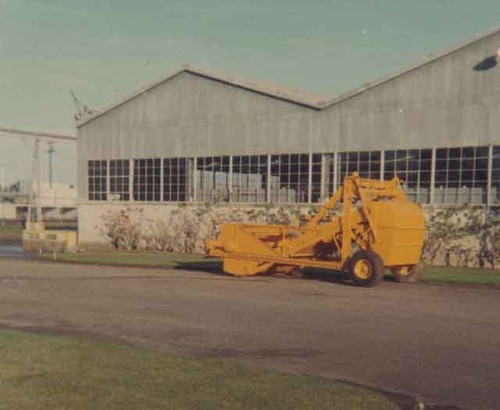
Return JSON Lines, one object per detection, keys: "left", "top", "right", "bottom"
{"left": 0, "top": 259, "right": 499, "bottom": 409}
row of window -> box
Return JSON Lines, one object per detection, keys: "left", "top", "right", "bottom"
{"left": 88, "top": 145, "right": 500, "bottom": 205}
{"left": 89, "top": 158, "right": 193, "bottom": 202}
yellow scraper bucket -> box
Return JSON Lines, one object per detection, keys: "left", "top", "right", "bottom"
{"left": 206, "top": 173, "right": 426, "bottom": 286}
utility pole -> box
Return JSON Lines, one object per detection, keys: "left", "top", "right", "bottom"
{"left": 0, "top": 166, "right": 4, "bottom": 193}
{"left": 26, "top": 138, "right": 43, "bottom": 228}
{"left": 0, "top": 166, "right": 4, "bottom": 226}
{"left": 47, "top": 142, "right": 55, "bottom": 189}
{"left": 36, "top": 138, "right": 42, "bottom": 225}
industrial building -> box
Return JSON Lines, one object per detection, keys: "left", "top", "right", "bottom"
{"left": 77, "top": 28, "right": 500, "bottom": 246}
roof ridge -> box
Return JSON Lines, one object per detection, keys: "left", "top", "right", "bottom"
{"left": 182, "top": 63, "right": 326, "bottom": 103}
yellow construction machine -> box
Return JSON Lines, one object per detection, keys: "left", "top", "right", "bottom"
{"left": 206, "top": 173, "right": 426, "bottom": 286}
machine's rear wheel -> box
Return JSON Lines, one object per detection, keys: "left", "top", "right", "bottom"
{"left": 348, "top": 250, "right": 384, "bottom": 287}
{"left": 392, "top": 263, "right": 422, "bottom": 284}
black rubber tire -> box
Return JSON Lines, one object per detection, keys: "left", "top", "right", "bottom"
{"left": 392, "top": 263, "right": 422, "bottom": 284}
{"left": 348, "top": 250, "right": 385, "bottom": 287}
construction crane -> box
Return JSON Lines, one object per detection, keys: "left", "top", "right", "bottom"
{"left": 70, "top": 90, "right": 95, "bottom": 122}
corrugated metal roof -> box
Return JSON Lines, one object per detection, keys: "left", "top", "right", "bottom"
{"left": 77, "top": 26, "right": 500, "bottom": 127}
{"left": 77, "top": 64, "right": 327, "bottom": 127}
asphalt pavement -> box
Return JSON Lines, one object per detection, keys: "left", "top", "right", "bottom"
{"left": 0, "top": 259, "right": 499, "bottom": 409}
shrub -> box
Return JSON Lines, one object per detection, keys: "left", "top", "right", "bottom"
{"left": 479, "top": 211, "right": 500, "bottom": 269}
{"left": 422, "top": 205, "right": 500, "bottom": 268}
{"left": 99, "top": 207, "right": 144, "bottom": 251}
{"left": 98, "top": 203, "right": 500, "bottom": 269}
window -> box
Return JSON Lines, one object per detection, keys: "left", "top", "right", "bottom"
{"left": 163, "top": 158, "right": 193, "bottom": 202}
{"left": 197, "top": 157, "right": 230, "bottom": 202}
{"left": 133, "top": 158, "right": 161, "bottom": 201}
{"left": 323, "top": 154, "right": 336, "bottom": 196}
{"left": 384, "top": 149, "right": 431, "bottom": 203}
{"left": 311, "top": 154, "right": 322, "bottom": 202}
{"left": 88, "top": 160, "right": 107, "bottom": 201}
{"left": 270, "top": 154, "right": 309, "bottom": 203}
{"left": 339, "top": 151, "right": 381, "bottom": 182}
{"left": 434, "top": 146, "right": 488, "bottom": 204}
{"left": 87, "top": 145, "right": 495, "bottom": 206}
{"left": 109, "top": 160, "right": 130, "bottom": 201}
{"left": 326, "top": 151, "right": 381, "bottom": 196}
{"left": 231, "top": 155, "right": 268, "bottom": 203}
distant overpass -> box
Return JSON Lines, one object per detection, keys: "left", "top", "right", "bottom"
{"left": 0, "top": 126, "right": 75, "bottom": 141}
{"left": 0, "top": 126, "right": 77, "bottom": 223}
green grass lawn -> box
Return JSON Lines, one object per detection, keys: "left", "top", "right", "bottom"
{"left": 0, "top": 223, "right": 23, "bottom": 232}
{"left": 419, "top": 266, "right": 500, "bottom": 285}
{"left": 40, "top": 251, "right": 500, "bottom": 286}
{"left": 0, "top": 329, "right": 392, "bottom": 410}
{"left": 0, "top": 224, "right": 22, "bottom": 244}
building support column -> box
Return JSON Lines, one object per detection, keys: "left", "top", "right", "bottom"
{"left": 160, "top": 158, "right": 164, "bottom": 202}
{"left": 307, "top": 152, "right": 313, "bottom": 204}
{"left": 228, "top": 155, "right": 233, "bottom": 202}
{"left": 320, "top": 154, "right": 326, "bottom": 201}
{"left": 266, "top": 154, "right": 272, "bottom": 203}
{"left": 487, "top": 144, "right": 493, "bottom": 207}
{"left": 380, "top": 150, "right": 385, "bottom": 181}
{"left": 192, "top": 157, "right": 197, "bottom": 202}
{"left": 129, "top": 159, "right": 134, "bottom": 202}
{"left": 333, "top": 152, "right": 338, "bottom": 192}
{"left": 106, "top": 158, "right": 110, "bottom": 201}
{"left": 430, "top": 147, "right": 436, "bottom": 205}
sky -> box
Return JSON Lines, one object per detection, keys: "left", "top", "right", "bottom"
{"left": 0, "top": 0, "right": 499, "bottom": 185}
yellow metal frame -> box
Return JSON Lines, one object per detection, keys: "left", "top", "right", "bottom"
{"left": 206, "top": 173, "right": 425, "bottom": 277}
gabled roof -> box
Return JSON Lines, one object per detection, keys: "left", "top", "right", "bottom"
{"left": 78, "top": 26, "right": 500, "bottom": 127}
{"left": 77, "top": 64, "right": 327, "bottom": 126}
